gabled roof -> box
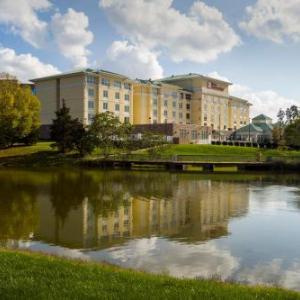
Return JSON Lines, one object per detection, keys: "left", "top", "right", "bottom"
{"left": 252, "top": 114, "right": 272, "bottom": 121}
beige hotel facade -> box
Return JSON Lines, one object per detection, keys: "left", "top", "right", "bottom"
{"left": 32, "top": 69, "right": 251, "bottom": 143}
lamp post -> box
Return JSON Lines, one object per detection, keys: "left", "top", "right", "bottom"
{"left": 248, "top": 117, "right": 251, "bottom": 143}
{"left": 219, "top": 113, "right": 221, "bottom": 142}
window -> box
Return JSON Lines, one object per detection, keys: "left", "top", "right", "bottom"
{"left": 115, "top": 92, "right": 120, "bottom": 100}
{"left": 124, "top": 117, "right": 130, "bottom": 123}
{"left": 172, "top": 111, "right": 176, "bottom": 118}
{"left": 153, "top": 110, "right": 158, "bottom": 117}
{"left": 125, "top": 94, "right": 130, "bottom": 101}
{"left": 87, "top": 76, "right": 96, "bottom": 84}
{"left": 191, "top": 130, "right": 197, "bottom": 140}
{"left": 88, "top": 113, "right": 94, "bottom": 124}
{"left": 103, "top": 90, "right": 108, "bottom": 98}
{"left": 186, "top": 94, "right": 191, "bottom": 100}
{"left": 88, "top": 100, "right": 94, "bottom": 109}
{"left": 115, "top": 104, "right": 120, "bottom": 111}
{"left": 164, "top": 110, "right": 168, "bottom": 117}
{"left": 114, "top": 80, "right": 121, "bottom": 88}
{"left": 186, "top": 113, "right": 190, "bottom": 119}
{"left": 204, "top": 114, "right": 208, "bottom": 121}
{"left": 172, "top": 101, "right": 176, "bottom": 108}
{"left": 153, "top": 98, "right": 158, "bottom": 105}
{"left": 101, "top": 78, "right": 110, "bottom": 86}
{"left": 88, "top": 88, "right": 95, "bottom": 97}
{"left": 124, "top": 83, "right": 131, "bottom": 90}
{"left": 164, "top": 100, "right": 168, "bottom": 107}
{"left": 186, "top": 104, "right": 190, "bottom": 110}
{"left": 179, "top": 112, "right": 183, "bottom": 119}
{"left": 180, "top": 93, "right": 184, "bottom": 99}
{"left": 125, "top": 105, "right": 130, "bottom": 113}
{"left": 103, "top": 102, "right": 108, "bottom": 110}
{"left": 179, "top": 102, "right": 183, "bottom": 109}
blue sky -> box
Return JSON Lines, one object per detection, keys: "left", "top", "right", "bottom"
{"left": 0, "top": 0, "right": 300, "bottom": 118}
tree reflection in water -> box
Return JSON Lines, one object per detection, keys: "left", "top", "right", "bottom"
{"left": 0, "top": 172, "right": 39, "bottom": 245}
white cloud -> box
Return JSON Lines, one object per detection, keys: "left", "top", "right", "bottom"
{"left": 104, "top": 40, "right": 163, "bottom": 79}
{"left": 240, "top": 0, "right": 300, "bottom": 43}
{"left": 237, "top": 259, "right": 300, "bottom": 291}
{"left": 51, "top": 8, "right": 94, "bottom": 68}
{"left": 208, "top": 72, "right": 299, "bottom": 120}
{"left": 0, "top": 0, "right": 51, "bottom": 48}
{"left": 100, "top": 0, "right": 240, "bottom": 63}
{"left": 88, "top": 238, "right": 239, "bottom": 279}
{"left": 0, "top": 47, "right": 60, "bottom": 82}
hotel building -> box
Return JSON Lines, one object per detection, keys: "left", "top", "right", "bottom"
{"left": 31, "top": 69, "right": 134, "bottom": 127}
{"left": 31, "top": 69, "right": 251, "bottom": 143}
{"left": 159, "top": 73, "right": 251, "bottom": 131}
{"left": 133, "top": 79, "right": 192, "bottom": 125}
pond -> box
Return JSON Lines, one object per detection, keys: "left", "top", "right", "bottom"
{"left": 0, "top": 169, "right": 300, "bottom": 291}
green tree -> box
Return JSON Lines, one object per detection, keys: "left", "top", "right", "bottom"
{"left": 0, "top": 78, "right": 40, "bottom": 148}
{"left": 290, "top": 105, "right": 299, "bottom": 121}
{"left": 74, "top": 128, "right": 96, "bottom": 157}
{"left": 89, "top": 112, "right": 131, "bottom": 158}
{"left": 284, "top": 119, "right": 300, "bottom": 148}
{"left": 272, "top": 126, "right": 285, "bottom": 146}
{"left": 50, "top": 103, "right": 86, "bottom": 153}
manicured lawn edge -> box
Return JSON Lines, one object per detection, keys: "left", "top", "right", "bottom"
{"left": 0, "top": 143, "right": 300, "bottom": 169}
{"left": 0, "top": 249, "right": 299, "bottom": 300}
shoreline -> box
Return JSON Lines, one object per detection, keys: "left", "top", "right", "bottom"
{"left": 1, "top": 154, "right": 300, "bottom": 173}
{"left": 1, "top": 142, "right": 300, "bottom": 172}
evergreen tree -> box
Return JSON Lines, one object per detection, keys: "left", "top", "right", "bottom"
{"left": 50, "top": 102, "right": 96, "bottom": 155}
{"left": 50, "top": 103, "right": 83, "bottom": 153}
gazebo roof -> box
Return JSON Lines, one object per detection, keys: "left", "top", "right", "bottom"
{"left": 235, "top": 123, "right": 263, "bottom": 134}
{"left": 252, "top": 114, "right": 272, "bottom": 121}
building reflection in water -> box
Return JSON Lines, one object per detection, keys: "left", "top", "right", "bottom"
{"left": 35, "top": 174, "right": 250, "bottom": 249}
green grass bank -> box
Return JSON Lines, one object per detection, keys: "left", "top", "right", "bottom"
{"left": 0, "top": 142, "right": 300, "bottom": 168}
{"left": 0, "top": 250, "right": 299, "bottom": 300}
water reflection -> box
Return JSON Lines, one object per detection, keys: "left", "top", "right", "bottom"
{"left": 0, "top": 171, "right": 250, "bottom": 248}
{"left": 0, "top": 172, "right": 38, "bottom": 245}
{"left": 0, "top": 170, "right": 300, "bottom": 291}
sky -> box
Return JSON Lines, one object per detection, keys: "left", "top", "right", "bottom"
{"left": 0, "top": 0, "right": 300, "bottom": 119}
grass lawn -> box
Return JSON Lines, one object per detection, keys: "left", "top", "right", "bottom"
{"left": 0, "top": 143, "right": 300, "bottom": 167}
{"left": 0, "top": 142, "right": 53, "bottom": 158}
{"left": 0, "top": 250, "right": 299, "bottom": 300}
{"left": 134, "top": 144, "right": 300, "bottom": 162}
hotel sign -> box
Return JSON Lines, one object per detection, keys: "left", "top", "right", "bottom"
{"left": 207, "top": 81, "right": 224, "bottom": 91}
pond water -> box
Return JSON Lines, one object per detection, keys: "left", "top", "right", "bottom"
{"left": 1, "top": 169, "right": 300, "bottom": 291}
